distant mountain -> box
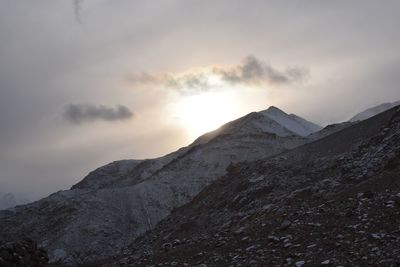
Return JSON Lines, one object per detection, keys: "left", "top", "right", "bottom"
{"left": 0, "top": 193, "right": 16, "bottom": 210}
{"left": 0, "top": 192, "right": 30, "bottom": 210}
{"left": 310, "top": 100, "right": 400, "bottom": 141}
{"left": 0, "top": 106, "right": 320, "bottom": 265}
{"left": 349, "top": 100, "right": 400, "bottom": 122}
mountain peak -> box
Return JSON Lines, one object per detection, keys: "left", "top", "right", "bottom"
{"left": 263, "top": 105, "right": 287, "bottom": 114}
{"left": 259, "top": 106, "right": 322, "bottom": 137}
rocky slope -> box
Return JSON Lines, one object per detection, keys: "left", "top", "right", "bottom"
{"left": 115, "top": 106, "right": 400, "bottom": 267}
{"left": 0, "top": 107, "right": 320, "bottom": 266}
{"left": 308, "top": 121, "right": 354, "bottom": 141}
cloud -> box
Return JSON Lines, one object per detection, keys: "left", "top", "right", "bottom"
{"left": 127, "top": 72, "right": 212, "bottom": 95}
{"left": 165, "top": 72, "right": 211, "bottom": 94}
{"left": 126, "top": 56, "right": 308, "bottom": 95}
{"left": 73, "top": 0, "right": 84, "bottom": 24}
{"left": 214, "top": 56, "right": 308, "bottom": 85}
{"left": 63, "top": 104, "right": 134, "bottom": 124}
{"left": 126, "top": 72, "right": 163, "bottom": 84}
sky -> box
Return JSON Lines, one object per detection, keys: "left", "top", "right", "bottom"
{"left": 1, "top": 0, "right": 400, "bottom": 203}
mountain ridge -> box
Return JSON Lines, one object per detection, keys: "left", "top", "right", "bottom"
{"left": 0, "top": 106, "right": 317, "bottom": 265}
{"left": 1, "top": 103, "right": 399, "bottom": 266}
{"left": 73, "top": 106, "right": 319, "bottom": 191}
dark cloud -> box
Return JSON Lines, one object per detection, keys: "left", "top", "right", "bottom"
{"left": 64, "top": 104, "right": 134, "bottom": 124}
{"left": 127, "top": 56, "right": 308, "bottom": 95}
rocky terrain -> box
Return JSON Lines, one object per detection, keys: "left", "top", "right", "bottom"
{"left": 0, "top": 107, "right": 319, "bottom": 266}
{"left": 113, "top": 106, "right": 400, "bottom": 266}
{"left": 0, "top": 239, "right": 48, "bottom": 267}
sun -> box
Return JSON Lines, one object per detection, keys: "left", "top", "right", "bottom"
{"left": 168, "top": 91, "right": 241, "bottom": 141}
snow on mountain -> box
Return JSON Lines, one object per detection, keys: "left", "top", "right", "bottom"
{"left": 260, "top": 106, "right": 322, "bottom": 136}
{"left": 288, "top": 113, "right": 323, "bottom": 133}
{"left": 349, "top": 100, "right": 400, "bottom": 122}
{"left": 193, "top": 112, "right": 298, "bottom": 146}
{"left": 71, "top": 149, "right": 188, "bottom": 190}
{"left": 0, "top": 107, "right": 322, "bottom": 265}
{"left": 193, "top": 106, "right": 322, "bottom": 146}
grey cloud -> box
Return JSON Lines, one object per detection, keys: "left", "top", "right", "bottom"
{"left": 127, "top": 72, "right": 213, "bottom": 95}
{"left": 165, "top": 73, "right": 212, "bottom": 95}
{"left": 127, "top": 56, "right": 308, "bottom": 94}
{"left": 126, "top": 72, "right": 163, "bottom": 84}
{"left": 73, "top": 0, "right": 84, "bottom": 24}
{"left": 214, "top": 56, "right": 308, "bottom": 85}
{"left": 64, "top": 104, "right": 134, "bottom": 124}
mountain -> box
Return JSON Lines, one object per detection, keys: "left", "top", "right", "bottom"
{"left": 309, "top": 101, "right": 400, "bottom": 141}
{"left": 0, "top": 193, "right": 16, "bottom": 210}
{"left": 73, "top": 106, "right": 321, "bottom": 191}
{"left": 0, "top": 107, "right": 321, "bottom": 265}
{"left": 117, "top": 105, "right": 400, "bottom": 267}
{"left": 307, "top": 100, "right": 400, "bottom": 141}
{"left": 349, "top": 100, "right": 400, "bottom": 122}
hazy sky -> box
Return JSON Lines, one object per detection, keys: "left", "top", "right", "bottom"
{"left": 1, "top": 0, "right": 400, "bottom": 202}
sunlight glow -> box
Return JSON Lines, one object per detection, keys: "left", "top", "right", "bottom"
{"left": 169, "top": 91, "right": 242, "bottom": 141}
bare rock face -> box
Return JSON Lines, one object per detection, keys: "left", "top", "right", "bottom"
{"left": 0, "top": 107, "right": 320, "bottom": 265}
